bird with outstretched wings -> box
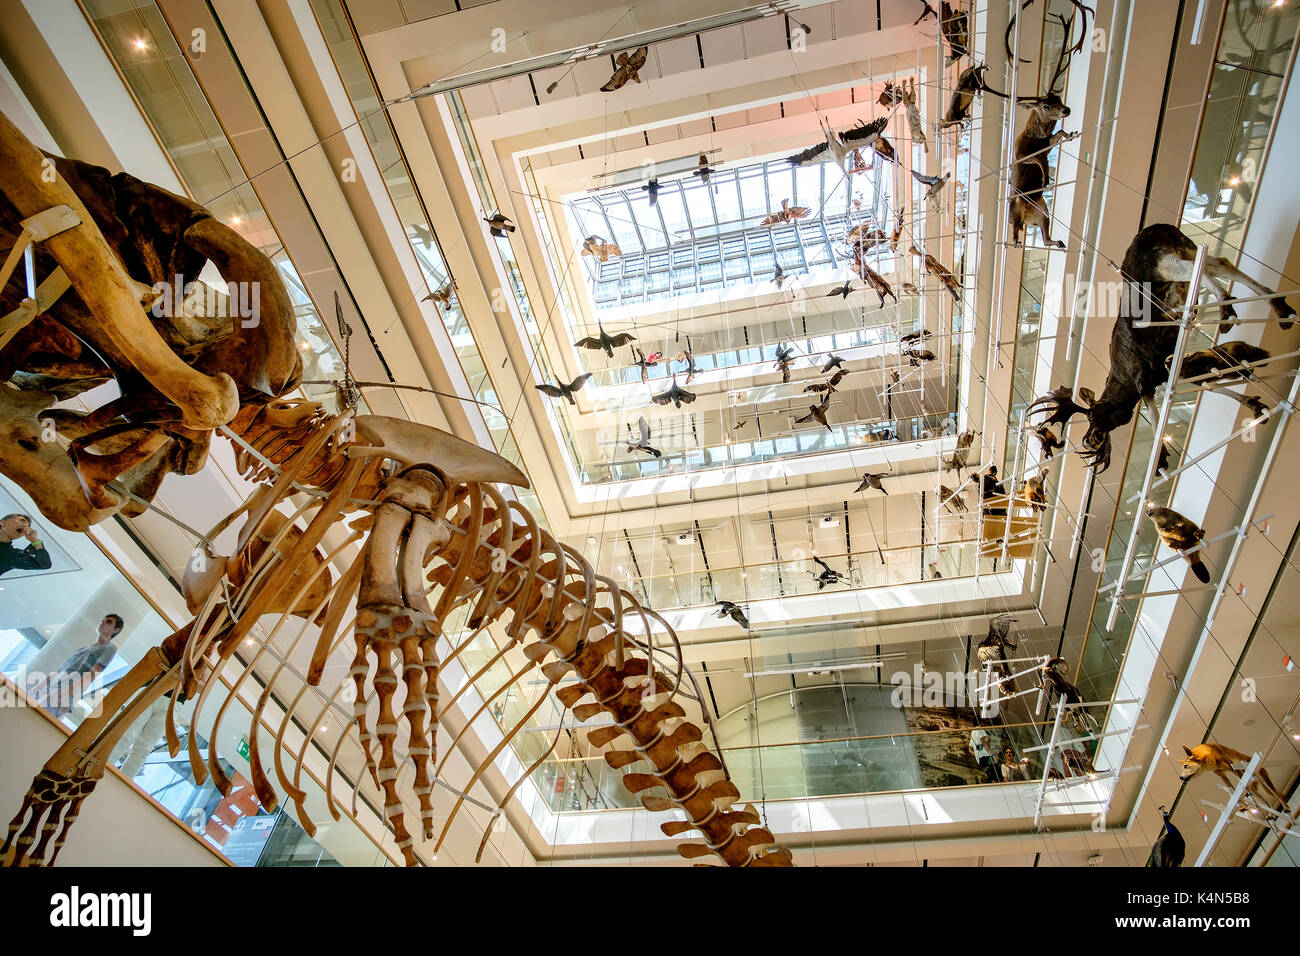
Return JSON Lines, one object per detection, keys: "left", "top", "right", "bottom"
{"left": 574, "top": 322, "right": 636, "bottom": 358}
{"left": 853, "top": 472, "right": 889, "bottom": 494}
{"left": 600, "top": 46, "right": 648, "bottom": 92}
{"left": 715, "top": 600, "right": 752, "bottom": 630}
{"left": 651, "top": 375, "right": 697, "bottom": 409}
{"left": 625, "top": 416, "right": 662, "bottom": 458}
{"left": 535, "top": 373, "right": 593, "bottom": 405}
{"left": 787, "top": 116, "right": 889, "bottom": 168}
{"left": 810, "top": 556, "right": 844, "bottom": 590}
{"left": 795, "top": 395, "right": 832, "bottom": 432}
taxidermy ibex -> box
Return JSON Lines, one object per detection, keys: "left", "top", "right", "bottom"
{"left": 1028, "top": 223, "right": 1295, "bottom": 472}
{"left": 0, "top": 113, "right": 789, "bottom": 867}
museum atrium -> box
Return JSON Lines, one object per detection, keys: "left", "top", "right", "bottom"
{"left": 0, "top": 0, "right": 1297, "bottom": 869}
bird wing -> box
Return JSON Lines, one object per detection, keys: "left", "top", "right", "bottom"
{"left": 568, "top": 373, "right": 593, "bottom": 391}
{"left": 676, "top": 388, "right": 697, "bottom": 405}
{"left": 535, "top": 384, "right": 563, "bottom": 398}
{"left": 607, "top": 331, "right": 637, "bottom": 347}
{"left": 842, "top": 116, "right": 889, "bottom": 143}
{"left": 574, "top": 336, "right": 603, "bottom": 350}
{"left": 600, "top": 67, "right": 629, "bottom": 92}
{"left": 854, "top": 479, "right": 869, "bottom": 493}
{"left": 650, "top": 390, "right": 673, "bottom": 405}
{"left": 628, "top": 46, "right": 648, "bottom": 69}
{"left": 637, "top": 416, "right": 650, "bottom": 443}
{"left": 813, "top": 556, "right": 830, "bottom": 571}
{"left": 787, "top": 142, "right": 830, "bottom": 165}
{"left": 829, "top": 369, "right": 847, "bottom": 386}
{"left": 911, "top": 170, "right": 942, "bottom": 186}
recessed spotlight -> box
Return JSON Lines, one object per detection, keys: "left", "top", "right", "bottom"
{"left": 134, "top": 37, "right": 148, "bottom": 50}
{"left": 1228, "top": 176, "right": 1241, "bottom": 186}
{"left": 230, "top": 215, "right": 242, "bottom": 225}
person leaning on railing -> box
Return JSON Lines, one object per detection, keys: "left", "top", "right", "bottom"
{"left": 0, "top": 513, "right": 52, "bottom": 576}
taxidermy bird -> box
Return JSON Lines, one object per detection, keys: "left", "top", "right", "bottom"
{"left": 787, "top": 116, "right": 889, "bottom": 168}
{"left": 845, "top": 222, "right": 890, "bottom": 250}
{"left": 625, "top": 416, "right": 662, "bottom": 458}
{"left": 822, "top": 354, "right": 847, "bottom": 374}
{"left": 675, "top": 348, "right": 699, "bottom": 385}
{"left": 1147, "top": 807, "right": 1185, "bottom": 868}
{"left": 651, "top": 374, "right": 697, "bottom": 409}
{"left": 629, "top": 346, "right": 663, "bottom": 384}
{"left": 890, "top": 207, "right": 907, "bottom": 252}
{"left": 772, "top": 263, "right": 792, "bottom": 289}
{"left": 574, "top": 322, "right": 635, "bottom": 358}
{"left": 715, "top": 600, "right": 752, "bottom": 630}
{"left": 940, "top": 1, "right": 970, "bottom": 62}
{"left": 912, "top": 169, "right": 949, "bottom": 206}
{"left": 423, "top": 279, "right": 457, "bottom": 309}
{"left": 1018, "top": 472, "right": 1048, "bottom": 512}
{"left": 810, "top": 556, "right": 845, "bottom": 589}
{"left": 826, "top": 281, "right": 854, "bottom": 299}
{"left": 805, "top": 369, "right": 849, "bottom": 395}
{"left": 600, "top": 45, "right": 648, "bottom": 92}
{"left": 581, "top": 235, "right": 623, "bottom": 262}
{"left": 535, "top": 373, "right": 592, "bottom": 405}
{"left": 795, "top": 395, "right": 833, "bottom": 432}
{"left": 760, "top": 199, "right": 812, "bottom": 227}
{"left": 870, "top": 135, "right": 898, "bottom": 165}
{"left": 938, "top": 484, "right": 968, "bottom": 514}
{"left": 854, "top": 472, "right": 889, "bottom": 495}
{"left": 1029, "top": 423, "right": 1065, "bottom": 460}
{"left": 483, "top": 212, "right": 514, "bottom": 237}
{"left": 846, "top": 149, "right": 872, "bottom": 175}
{"left": 642, "top": 178, "right": 661, "bottom": 207}
{"left": 941, "top": 64, "right": 1007, "bottom": 129}
{"left": 1145, "top": 504, "right": 1210, "bottom": 583}
{"left": 976, "top": 614, "right": 1019, "bottom": 690}
{"left": 946, "top": 428, "right": 978, "bottom": 474}
{"left": 693, "top": 154, "right": 716, "bottom": 185}
{"left": 773, "top": 343, "right": 796, "bottom": 383}
{"left": 900, "top": 328, "right": 932, "bottom": 345}
{"left": 851, "top": 252, "right": 897, "bottom": 308}
{"left": 913, "top": 1, "right": 937, "bottom": 25}
{"left": 878, "top": 79, "right": 928, "bottom": 154}
{"left": 1176, "top": 341, "right": 1270, "bottom": 384}
{"left": 904, "top": 347, "right": 936, "bottom": 366}
{"left": 911, "top": 245, "right": 962, "bottom": 302}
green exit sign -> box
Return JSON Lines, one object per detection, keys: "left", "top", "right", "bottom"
{"left": 236, "top": 736, "right": 250, "bottom": 761}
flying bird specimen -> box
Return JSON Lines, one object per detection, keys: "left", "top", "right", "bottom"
{"left": 913, "top": 1, "right": 937, "bottom": 25}
{"left": 693, "top": 153, "right": 716, "bottom": 185}
{"left": 581, "top": 235, "right": 623, "bottom": 262}
{"left": 574, "top": 321, "right": 636, "bottom": 358}
{"left": 911, "top": 244, "right": 963, "bottom": 302}
{"left": 810, "top": 556, "right": 845, "bottom": 590}
{"left": 1148, "top": 807, "right": 1185, "bottom": 868}
{"left": 625, "top": 416, "right": 662, "bottom": 458}
{"left": 878, "top": 79, "right": 928, "bottom": 154}
{"left": 904, "top": 347, "right": 936, "bottom": 367}
{"left": 912, "top": 169, "right": 950, "bottom": 207}
{"left": 773, "top": 263, "right": 789, "bottom": 288}
{"left": 822, "top": 354, "right": 848, "bottom": 374}
{"left": 760, "top": 198, "right": 812, "bottom": 227}
{"left": 870, "top": 135, "right": 898, "bottom": 165}
{"left": 651, "top": 374, "right": 697, "bottom": 409}
{"left": 941, "top": 64, "right": 1007, "bottom": 129}
{"left": 642, "top": 178, "right": 661, "bottom": 207}
{"left": 853, "top": 472, "right": 889, "bottom": 494}
{"left": 795, "top": 395, "right": 833, "bottom": 432}
{"left": 629, "top": 346, "right": 663, "bottom": 384}
{"left": 600, "top": 45, "right": 648, "bottom": 92}
{"left": 1029, "top": 423, "right": 1066, "bottom": 460}
{"left": 423, "top": 279, "right": 457, "bottom": 309}
{"left": 773, "top": 343, "right": 796, "bottom": 383}
{"left": 851, "top": 251, "right": 897, "bottom": 308}
{"left": 825, "top": 281, "right": 854, "bottom": 299}
{"left": 786, "top": 116, "right": 889, "bottom": 168}
{"left": 1145, "top": 504, "right": 1210, "bottom": 583}
{"left": 890, "top": 207, "right": 907, "bottom": 251}
{"left": 940, "top": 1, "right": 970, "bottom": 62}
{"left": 938, "top": 484, "right": 968, "bottom": 514}
{"left": 845, "top": 222, "right": 891, "bottom": 250}
{"left": 715, "top": 600, "right": 752, "bottom": 630}
{"left": 676, "top": 348, "right": 699, "bottom": 384}
{"left": 900, "top": 328, "right": 932, "bottom": 345}
{"left": 846, "top": 149, "right": 872, "bottom": 175}
{"left": 535, "top": 373, "right": 592, "bottom": 405}
{"left": 805, "top": 369, "right": 849, "bottom": 395}
{"left": 483, "top": 212, "right": 514, "bottom": 237}
{"left": 1176, "top": 341, "right": 1271, "bottom": 383}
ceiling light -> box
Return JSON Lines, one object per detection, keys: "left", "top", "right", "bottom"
{"left": 819, "top": 515, "right": 839, "bottom": 528}
{"left": 230, "top": 215, "right": 242, "bottom": 225}
{"left": 675, "top": 533, "right": 691, "bottom": 545}
{"left": 134, "top": 37, "right": 147, "bottom": 50}
{"left": 1228, "top": 176, "right": 1241, "bottom": 186}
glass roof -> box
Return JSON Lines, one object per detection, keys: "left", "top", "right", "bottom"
{"left": 565, "top": 155, "right": 896, "bottom": 310}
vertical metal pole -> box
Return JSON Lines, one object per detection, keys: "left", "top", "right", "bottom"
{"left": 1106, "top": 245, "right": 1206, "bottom": 630}
{"left": 1033, "top": 694, "right": 1067, "bottom": 829}
{"left": 1194, "top": 752, "right": 1262, "bottom": 866}
{"left": 1000, "top": 408, "right": 1029, "bottom": 565}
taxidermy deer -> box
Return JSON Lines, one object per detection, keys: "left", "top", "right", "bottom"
{"left": 1028, "top": 223, "right": 1296, "bottom": 472}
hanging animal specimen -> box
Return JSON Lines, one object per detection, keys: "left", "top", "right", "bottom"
{"left": 581, "top": 235, "right": 623, "bottom": 262}
{"left": 773, "top": 263, "right": 789, "bottom": 288}
{"left": 535, "top": 373, "right": 593, "bottom": 405}
{"left": 629, "top": 345, "right": 663, "bottom": 384}
{"left": 787, "top": 116, "right": 888, "bottom": 169}
{"left": 675, "top": 347, "right": 699, "bottom": 384}
{"left": 693, "top": 153, "right": 716, "bottom": 185}
{"left": 938, "top": 484, "right": 968, "bottom": 514}
{"left": 945, "top": 428, "right": 978, "bottom": 474}
{"left": 625, "top": 416, "right": 662, "bottom": 458}
{"left": 940, "top": 2, "right": 970, "bottom": 62}
{"left": 423, "top": 279, "right": 457, "bottom": 310}
{"left": 853, "top": 472, "right": 888, "bottom": 494}
{"left": 911, "top": 170, "right": 949, "bottom": 208}
{"left": 1145, "top": 504, "right": 1209, "bottom": 583}
{"left": 1177, "top": 743, "right": 1288, "bottom": 812}
{"left": 822, "top": 354, "right": 847, "bottom": 373}
{"left": 845, "top": 221, "right": 890, "bottom": 251}
{"left": 851, "top": 250, "right": 897, "bottom": 308}
{"left": 826, "top": 281, "right": 854, "bottom": 299}
{"left": 911, "top": 244, "right": 963, "bottom": 302}
{"left": 878, "top": 79, "right": 928, "bottom": 154}
{"left": 795, "top": 395, "right": 833, "bottom": 432}
{"left": 1018, "top": 471, "right": 1048, "bottom": 513}
{"left": 805, "top": 368, "right": 849, "bottom": 395}
{"left": 600, "top": 45, "right": 648, "bottom": 92}
{"left": 773, "top": 343, "right": 796, "bottom": 383}
{"left": 1026, "top": 223, "right": 1295, "bottom": 473}
{"left": 901, "top": 328, "right": 932, "bottom": 346}
{"left": 651, "top": 374, "right": 696, "bottom": 408}
{"left": 483, "top": 212, "right": 514, "bottom": 237}
{"left": 1038, "top": 658, "right": 1098, "bottom": 734}
{"left": 574, "top": 321, "right": 636, "bottom": 357}
{"left": 846, "top": 149, "right": 872, "bottom": 175}
{"left": 976, "top": 615, "right": 1019, "bottom": 691}
{"left": 810, "top": 556, "right": 845, "bottom": 589}
{"left": 870, "top": 135, "right": 898, "bottom": 165}
{"left": 1029, "top": 423, "right": 1065, "bottom": 460}
{"left": 0, "top": 116, "right": 789, "bottom": 868}
{"left": 904, "top": 347, "right": 936, "bottom": 366}
{"left": 940, "top": 64, "right": 1007, "bottom": 130}
{"left": 913, "top": 1, "right": 937, "bottom": 25}
{"left": 1147, "top": 806, "right": 1185, "bottom": 867}
{"left": 760, "top": 198, "right": 811, "bottom": 227}
{"left": 642, "top": 178, "right": 661, "bottom": 207}
{"left": 714, "top": 600, "right": 752, "bottom": 630}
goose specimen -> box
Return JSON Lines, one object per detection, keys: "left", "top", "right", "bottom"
{"left": 535, "top": 373, "right": 592, "bottom": 405}
{"left": 651, "top": 374, "right": 697, "bottom": 409}
{"left": 574, "top": 322, "right": 636, "bottom": 358}
{"left": 625, "top": 416, "right": 662, "bottom": 458}
{"left": 715, "top": 600, "right": 752, "bottom": 630}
